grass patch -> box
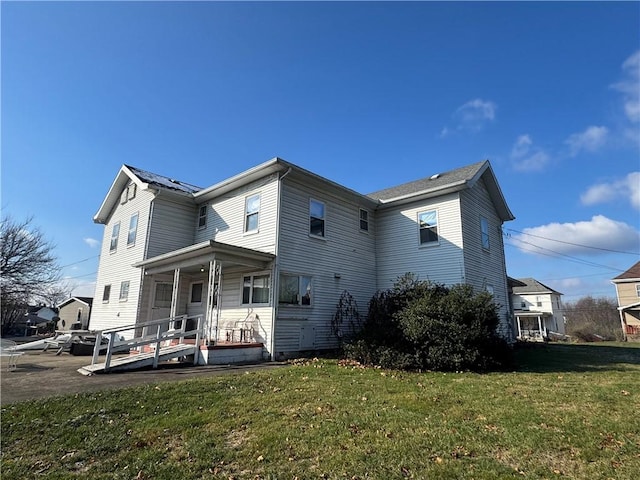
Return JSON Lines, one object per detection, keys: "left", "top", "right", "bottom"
{"left": 2, "top": 343, "right": 639, "bottom": 479}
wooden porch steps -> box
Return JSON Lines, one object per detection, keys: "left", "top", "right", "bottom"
{"left": 77, "top": 344, "right": 197, "bottom": 376}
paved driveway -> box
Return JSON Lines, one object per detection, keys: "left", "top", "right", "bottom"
{"left": 1, "top": 350, "right": 286, "bottom": 405}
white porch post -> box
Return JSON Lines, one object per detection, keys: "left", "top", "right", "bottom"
{"left": 618, "top": 308, "right": 627, "bottom": 342}
{"left": 206, "top": 260, "right": 217, "bottom": 344}
{"left": 170, "top": 268, "right": 180, "bottom": 326}
{"left": 214, "top": 263, "right": 222, "bottom": 342}
{"left": 516, "top": 315, "right": 522, "bottom": 338}
{"left": 537, "top": 315, "right": 543, "bottom": 339}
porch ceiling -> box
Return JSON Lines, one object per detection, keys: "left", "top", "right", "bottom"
{"left": 514, "top": 311, "right": 553, "bottom": 318}
{"left": 133, "top": 240, "right": 275, "bottom": 275}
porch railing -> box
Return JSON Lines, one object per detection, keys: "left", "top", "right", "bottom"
{"left": 90, "top": 315, "right": 203, "bottom": 372}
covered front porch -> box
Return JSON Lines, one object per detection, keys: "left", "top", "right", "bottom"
{"left": 134, "top": 240, "right": 276, "bottom": 364}
{"left": 514, "top": 311, "right": 553, "bottom": 342}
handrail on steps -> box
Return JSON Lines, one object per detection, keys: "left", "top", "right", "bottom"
{"left": 90, "top": 314, "right": 203, "bottom": 372}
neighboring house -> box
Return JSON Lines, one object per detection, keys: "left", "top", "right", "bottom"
{"left": 57, "top": 297, "right": 93, "bottom": 330}
{"left": 90, "top": 157, "right": 515, "bottom": 361}
{"left": 612, "top": 261, "right": 640, "bottom": 341}
{"left": 511, "top": 278, "right": 565, "bottom": 341}
{"left": 27, "top": 306, "right": 58, "bottom": 322}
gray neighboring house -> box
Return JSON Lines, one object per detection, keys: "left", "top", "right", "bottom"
{"left": 512, "top": 277, "right": 565, "bottom": 340}
{"left": 89, "top": 157, "right": 515, "bottom": 362}
{"left": 57, "top": 296, "right": 93, "bottom": 330}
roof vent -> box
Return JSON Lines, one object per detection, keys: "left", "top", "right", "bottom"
{"left": 429, "top": 174, "right": 440, "bottom": 180}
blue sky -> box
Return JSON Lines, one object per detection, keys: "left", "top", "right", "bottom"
{"left": 2, "top": 1, "right": 639, "bottom": 302}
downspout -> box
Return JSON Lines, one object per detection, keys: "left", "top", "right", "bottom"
{"left": 270, "top": 167, "right": 292, "bottom": 360}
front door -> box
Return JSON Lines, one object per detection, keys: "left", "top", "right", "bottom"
{"left": 151, "top": 282, "right": 173, "bottom": 333}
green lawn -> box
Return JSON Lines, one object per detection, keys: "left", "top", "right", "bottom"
{"left": 2, "top": 343, "right": 639, "bottom": 479}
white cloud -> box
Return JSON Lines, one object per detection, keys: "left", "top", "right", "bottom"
{"left": 84, "top": 237, "right": 100, "bottom": 248}
{"left": 611, "top": 50, "right": 640, "bottom": 124}
{"left": 510, "top": 134, "right": 550, "bottom": 172}
{"left": 441, "top": 98, "right": 496, "bottom": 136}
{"left": 581, "top": 172, "right": 640, "bottom": 210}
{"left": 565, "top": 126, "right": 609, "bottom": 156}
{"left": 514, "top": 215, "right": 640, "bottom": 256}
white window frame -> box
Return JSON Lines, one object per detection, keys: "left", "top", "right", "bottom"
{"left": 127, "top": 213, "right": 139, "bottom": 246}
{"left": 279, "top": 274, "right": 313, "bottom": 306}
{"left": 418, "top": 210, "right": 438, "bottom": 246}
{"left": 110, "top": 222, "right": 120, "bottom": 252}
{"left": 119, "top": 281, "right": 130, "bottom": 302}
{"left": 102, "top": 284, "right": 111, "bottom": 303}
{"left": 127, "top": 183, "right": 137, "bottom": 200}
{"left": 359, "top": 208, "right": 369, "bottom": 232}
{"left": 244, "top": 193, "right": 260, "bottom": 233}
{"left": 241, "top": 273, "right": 271, "bottom": 305}
{"left": 636, "top": 284, "right": 640, "bottom": 297}
{"left": 309, "top": 199, "right": 326, "bottom": 238}
{"left": 481, "top": 216, "right": 490, "bottom": 250}
{"left": 198, "top": 205, "right": 207, "bottom": 229}
{"left": 189, "top": 281, "right": 204, "bottom": 305}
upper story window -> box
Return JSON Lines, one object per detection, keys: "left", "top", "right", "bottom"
{"left": 102, "top": 285, "right": 111, "bottom": 303}
{"left": 190, "top": 282, "right": 203, "bottom": 304}
{"left": 536, "top": 296, "right": 542, "bottom": 307}
{"left": 242, "top": 274, "right": 270, "bottom": 304}
{"left": 245, "top": 194, "right": 260, "bottom": 233}
{"left": 636, "top": 284, "right": 640, "bottom": 297}
{"left": 279, "top": 274, "right": 312, "bottom": 306}
{"left": 110, "top": 222, "right": 120, "bottom": 252}
{"left": 359, "top": 209, "right": 369, "bottom": 232}
{"left": 481, "top": 216, "right": 490, "bottom": 250}
{"left": 198, "top": 205, "right": 208, "bottom": 229}
{"left": 119, "top": 281, "right": 130, "bottom": 301}
{"left": 127, "top": 213, "right": 139, "bottom": 246}
{"left": 418, "top": 210, "right": 438, "bottom": 245}
{"left": 120, "top": 183, "right": 137, "bottom": 204}
{"left": 309, "top": 199, "right": 325, "bottom": 237}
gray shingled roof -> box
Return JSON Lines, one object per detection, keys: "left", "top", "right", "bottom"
{"left": 126, "top": 165, "right": 202, "bottom": 194}
{"left": 367, "top": 160, "right": 487, "bottom": 201}
{"left": 613, "top": 261, "right": 640, "bottom": 281}
{"left": 512, "top": 278, "right": 562, "bottom": 295}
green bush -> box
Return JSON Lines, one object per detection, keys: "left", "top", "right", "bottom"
{"left": 343, "top": 276, "right": 513, "bottom": 372}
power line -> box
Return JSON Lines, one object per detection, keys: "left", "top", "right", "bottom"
{"left": 63, "top": 272, "right": 97, "bottom": 280}
{"left": 504, "top": 227, "right": 640, "bottom": 256}
{"left": 60, "top": 255, "right": 100, "bottom": 269}
{"left": 504, "top": 239, "right": 625, "bottom": 272}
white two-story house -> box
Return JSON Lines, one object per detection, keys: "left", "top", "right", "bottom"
{"left": 90, "top": 157, "right": 515, "bottom": 361}
{"left": 511, "top": 277, "right": 565, "bottom": 340}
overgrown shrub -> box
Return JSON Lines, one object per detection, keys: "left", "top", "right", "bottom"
{"left": 343, "top": 275, "right": 513, "bottom": 372}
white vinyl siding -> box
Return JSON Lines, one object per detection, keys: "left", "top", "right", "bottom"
{"left": 276, "top": 179, "right": 377, "bottom": 356}
{"left": 90, "top": 187, "right": 157, "bottom": 335}
{"left": 145, "top": 199, "right": 197, "bottom": 259}
{"left": 376, "top": 193, "right": 464, "bottom": 291}
{"left": 460, "top": 178, "right": 510, "bottom": 335}
{"left": 194, "top": 175, "right": 279, "bottom": 254}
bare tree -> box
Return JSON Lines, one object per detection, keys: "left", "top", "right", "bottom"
{"left": 564, "top": 296, "right": 623, "bottom": 342}
{"left": 1, "top": 216, "right": 63, "bottom": 333}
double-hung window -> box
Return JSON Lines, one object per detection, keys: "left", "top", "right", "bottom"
{"left": 110, "top": 222, "right": 120, "bottom": 252}
{"left": 119, "top": 281, "right": 130, "bottom": 301}
{"left": 102, "top": 285, "right": 111, "bottom": 303}
{"left": 242, "top": 274, "right": 270, "bottom": 304}
{"left": 198, "top": 205, "right": 207, "bottom": 229}
{"left": 418, "top": 210, "right": 438, "bottom": 245}
{"left": 481, "top": 216, "right": 490, "bottom": 250}
{"left": 190, "top": 282, "right": 203, "bottom": 304}
{"left": 309, "top": 199, "right": 325, "bottom": 237}
{"left": 359, "top": 209, "right": 369, "bottom": 232}
{"left": 127, "top": 213, "right": 139, "bottom": 246}
{"left": 636, "top": 284, "right": 640, "bottom": 297}
{"left": 245, "top": 194, "right": 260, "bottom": 233}
{"left": 279, "top": 274, "right": 312, "bottom": 306}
